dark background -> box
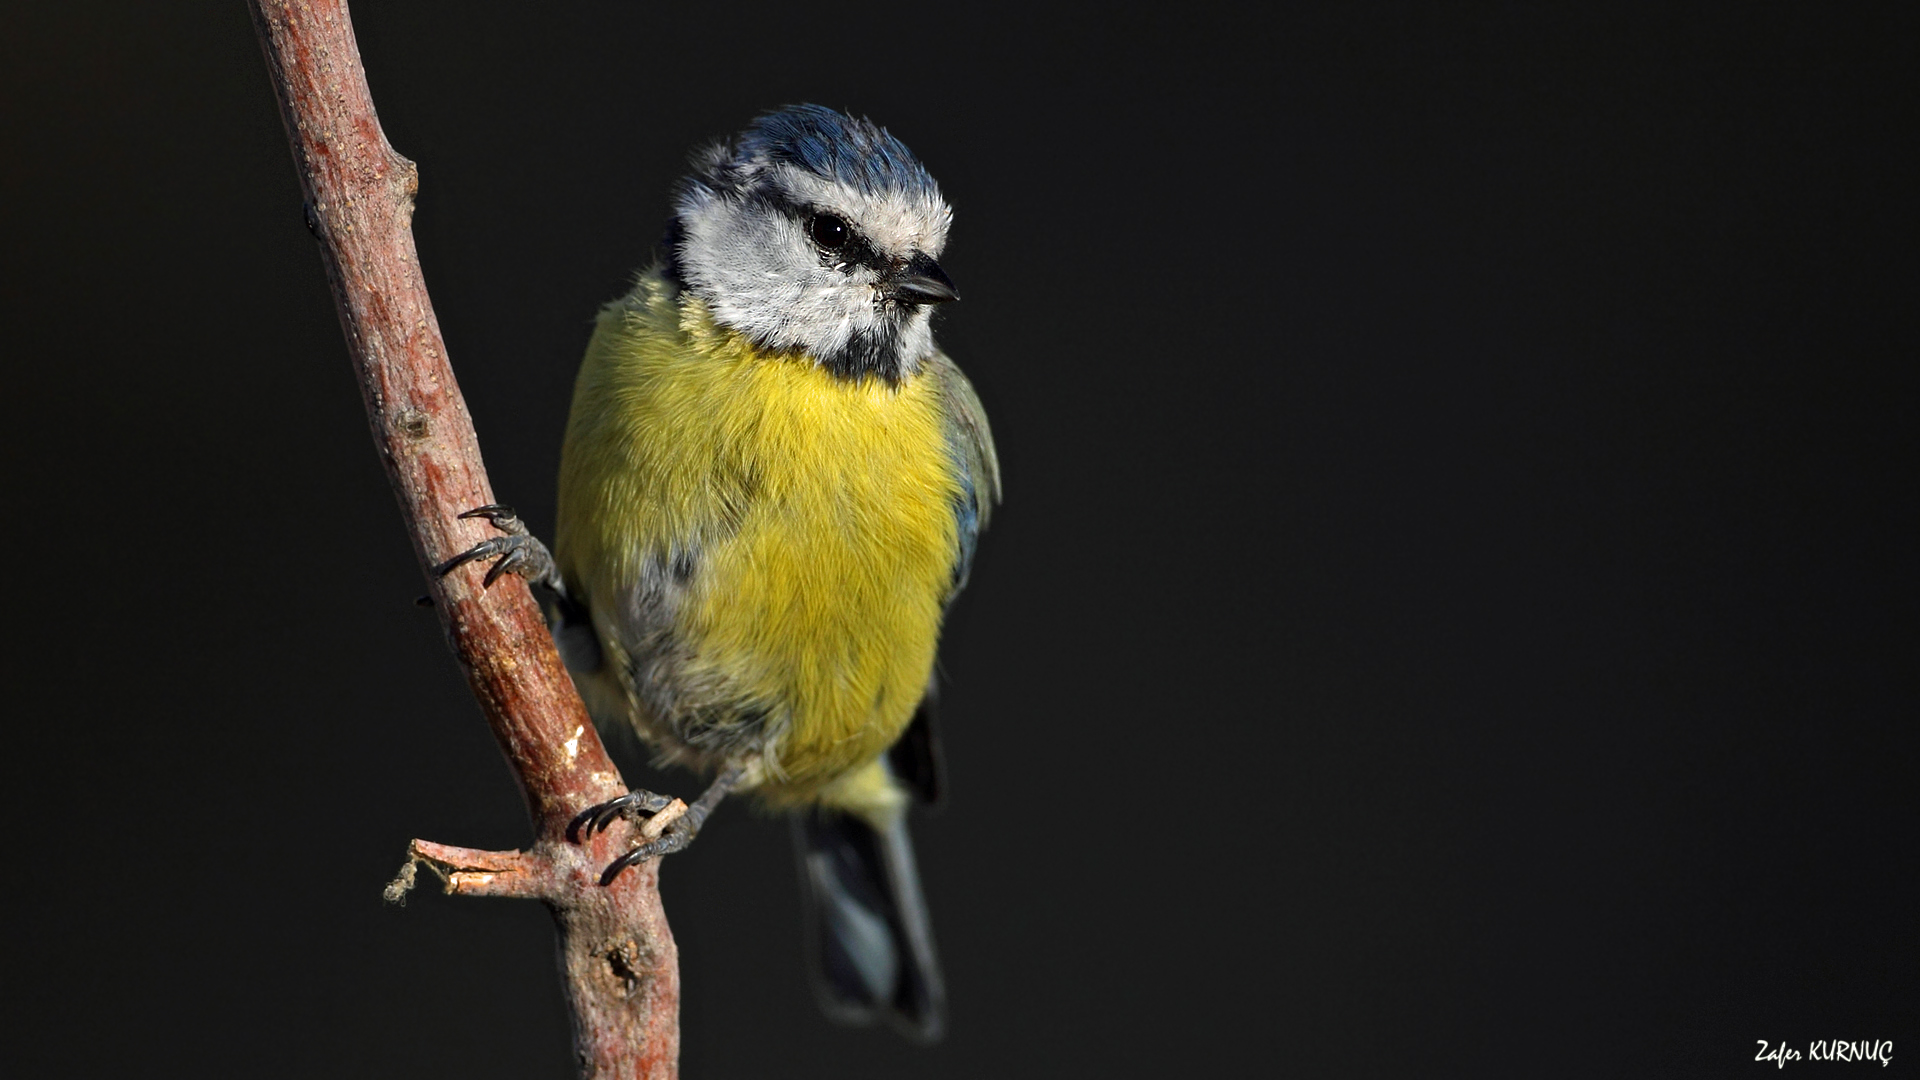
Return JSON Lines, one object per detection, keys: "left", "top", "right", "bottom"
{"left": 2, "top": 3, "right": 1912, "bottom": 1076}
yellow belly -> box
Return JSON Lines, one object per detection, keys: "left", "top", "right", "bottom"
{"left": 554, "top": 274, "right": 961, "bottom": 804}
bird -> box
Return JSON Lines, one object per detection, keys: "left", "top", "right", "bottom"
{"left": 438, "top": 104, "right": 998, "bottom": 1043}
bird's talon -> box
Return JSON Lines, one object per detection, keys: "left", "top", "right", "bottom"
{"left": 590, "top": 803, "right": 622, "bottom": 834}
{"left": 598, "top": 816, "right": 697, "bottom": 885}
{"left": 483, "top": 546, "right": 524, "bottom": 587}
{"left": 566, "top": 809, "right": 593, "bottom": 844}
{"left": 435, "top": 505, "right": 558, "bottom": 590}
{"left": 600, "top": 849, "right": 649, "bottom": 886}
{"left": 567, "top": 789, "right": 677, "bottom": 843}
{"left": 432, "top": 539, "right": 491, "bottom": 577}
{"left": 457, "top": 503, "right": 517, "bottom": 523}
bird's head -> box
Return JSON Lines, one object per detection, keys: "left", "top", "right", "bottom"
{"left": 670, "top": 105, "right": 957, "bottom": 383}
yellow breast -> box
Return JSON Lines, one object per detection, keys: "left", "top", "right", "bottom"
{"left": 555, "top": 274, "right": 961, "bottom": 803}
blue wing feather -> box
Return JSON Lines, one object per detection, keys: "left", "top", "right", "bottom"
{"left": 931, "top": 353, "right": 997, "bottom": 605}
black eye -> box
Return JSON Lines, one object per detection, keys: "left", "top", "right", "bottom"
{"left": 807, "top": 212, "right": 851, "bottom": 250}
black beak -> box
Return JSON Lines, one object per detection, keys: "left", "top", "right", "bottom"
{"left": 888, "top": 252, "right": 960, "bottom": 305}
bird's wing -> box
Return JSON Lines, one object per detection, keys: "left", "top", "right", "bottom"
{"left": 929, "top": 351, "right": 1000, "bottom": 600}
{"left": 884, "top": 353, "right": 998, "bottom": 807}
{"left": 888, "top": 682, "right": 946, "bottom": 805}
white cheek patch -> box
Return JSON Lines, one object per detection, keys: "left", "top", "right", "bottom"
{"left": 679, "top": 193, "right": 841, "bottom": 355}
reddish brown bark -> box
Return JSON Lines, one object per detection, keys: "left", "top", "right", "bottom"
{"left": 248, "top": 2, "right": 678, "bottom": 1075}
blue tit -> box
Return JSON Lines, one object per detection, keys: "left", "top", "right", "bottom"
{"left": 445, "top": 105, "right": 997, "bottom": 1042}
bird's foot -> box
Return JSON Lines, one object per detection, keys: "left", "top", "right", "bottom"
{"left": 568, "top": 789, "right": 680, "bottom": 843}
{"left": 567, "top": 789, "right": 701, "bottom": 885}
{"left": 434, "top": 504, "right": 560, "bottom": 590}
{"left": 569, "top": 765, "right": 748, "bottom": 885}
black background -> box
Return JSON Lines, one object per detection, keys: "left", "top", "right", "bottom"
{"left": 2, "top": 3, "right": 1913, "bottom": 1076}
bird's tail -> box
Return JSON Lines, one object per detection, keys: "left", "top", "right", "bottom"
{"left": 792, "top": 803, "right": 945, "bottom": 1042}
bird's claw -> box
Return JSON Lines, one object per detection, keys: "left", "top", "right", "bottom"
{"left": 434, "top": 535, "right": 527, "bottom": 585}
{"left": 435, "top": 504, "right": 558, "bottom": 589}
{"left": 569, "top": 788, "right": 706, "bottom": 884}
{"left": 569, "top": 766, "right": 745, "bottom": 884}
{"left": 567, "top": 789, "right": 677, "bottom": 843}
{"left": 596, "top": 814, "right": 701, "bottom": 886}
{"left": 457, "top": 504, "right": 524, "bottom": 529}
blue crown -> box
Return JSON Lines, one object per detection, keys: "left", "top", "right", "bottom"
{"left": 729, "top": 104, "right": 937, "bottom": 199}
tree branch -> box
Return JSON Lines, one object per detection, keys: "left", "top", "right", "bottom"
{"left": 248, "top": 3, "right": 677, "bottom": 1075}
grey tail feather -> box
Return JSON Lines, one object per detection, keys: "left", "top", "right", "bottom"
{"left": 792, "top": 806, "right": 946, "bottom": 1043}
